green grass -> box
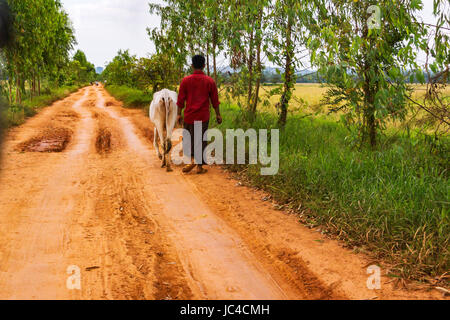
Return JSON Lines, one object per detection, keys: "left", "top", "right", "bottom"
{"left": 216, "top": 104, "right": 449, "bottom": 281}
{"left": 100, "top": 84, "right": 449, "bottom": 281}
{"left": 105, "top": 85, "right": 152, "bottom": 109}
{"left": 2, "top": 85, "right": 83, "bottom": 128}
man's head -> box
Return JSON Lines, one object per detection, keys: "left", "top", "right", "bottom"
{"left": 192, "top": 55, "right": 206, "bottom": 70}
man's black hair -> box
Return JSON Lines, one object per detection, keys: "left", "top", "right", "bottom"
{"left": 192, "top": 55, "right": 206, "bottom": 70}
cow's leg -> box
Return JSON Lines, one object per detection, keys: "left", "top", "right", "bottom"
{"left": 154, "top": 128, "right": 163, "bottom": 160}
{"left": 155, "top": 120, "right": 166, "bottom": 168}
{"left": 160, "top": 136, "right": 167, "bottom": 168}
{"left": 164, "top": 101, "right": 177, "bottom": 172}
{"left": 165, "top": 150, "right": 172, "bottom": 172}
{"left": 164, "top": 137, "right": 173, "bottom": 172}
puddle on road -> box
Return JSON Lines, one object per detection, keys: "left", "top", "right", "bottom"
{"left": 17, "top": 128, "right": 72, "bottom": 153}
{"left": 95, "top": 127, "right": 112, "bottom": 154}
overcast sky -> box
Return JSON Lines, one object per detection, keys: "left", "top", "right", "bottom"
{"left": 61, "top": 0, "right": 163, "bottom": 68}
{"left": 61, "top": 0, "right": 439, "bottom": 69}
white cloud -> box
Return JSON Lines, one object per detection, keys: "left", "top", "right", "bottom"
{"left": 61, "top": 0, "right": 164, "bottom": 67}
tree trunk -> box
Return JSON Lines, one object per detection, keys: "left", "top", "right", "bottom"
{"left": 361, "top": 24, "right": 377, "bottom": 148}
{"left": 251, "top": 40, "right": 262, "bottom": 114}
{"left": 368, "top": 112, "right": 377, "bottom": 148}
{"left": 247, "top": 31, "right": 255, "bottom": 110}
{"left": 33, "top": 74, "right": 36, "bottom": 97}
{"left": 362, "top": 72, "right": 377, "bottom": 148}
{"left": 20, "top": 77, "right": 25, "bottom": 101}
{"left": 278, "top": 15, "right": 294, "bottom": 127}
{"left": 251, "top": 9, "right": 264, "bottom": 114}
{"left": 206, "top": 42, "right": 210, "bottom": 76}
{"left": 212, "top": 24, "right": 218, "bottom": 83}
{"left": 38, "top": 76, "right": 41, "bottom": 96}
{"left": 8, "top": 78, "right": 12, "bottom": 104}
{"left": 15, "top": 74, "right": 21, "bottom": 104}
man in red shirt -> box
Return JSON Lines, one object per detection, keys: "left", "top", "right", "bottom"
{"left": 177, "top": 55, "right": 222, "bottom": 174}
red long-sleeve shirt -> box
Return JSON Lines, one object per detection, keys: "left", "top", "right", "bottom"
{"left": 177, "top": 70, "right": 220, "bottom": 124}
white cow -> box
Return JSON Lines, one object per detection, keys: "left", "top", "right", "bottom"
{"left": 149, "top": 89, "right": 178, "bottom": 172}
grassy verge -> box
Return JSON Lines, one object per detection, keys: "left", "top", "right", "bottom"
{"left": 216, "top": 104, "right": 449, "bottom": 282}
{"left": 100, "top": 84, "right": 449, "bottom": 281}
{"left": 105, "top": 85, "right": 152, "bottom": 110}
{"left": 2, "top": 85, "right": 83, "bottom": 128}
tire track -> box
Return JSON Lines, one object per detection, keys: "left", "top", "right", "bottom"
{"left": 95, "top": 87, "right": 293, "bottom": 300}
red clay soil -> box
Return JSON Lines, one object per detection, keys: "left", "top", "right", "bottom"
{"left": 0, "top": 86, "right": 446, "bottom": 300}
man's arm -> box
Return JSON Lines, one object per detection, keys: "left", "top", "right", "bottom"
{"left": 210, "top": 80, "right": 222, "bottom": 124}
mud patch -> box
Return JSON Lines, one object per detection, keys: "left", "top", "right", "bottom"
{"left": 105, "top": 99, "right": 118, "bottom": 107}
{"left": 85, "top": 99, "right": 97, "bottom": 108}
{"left": 17, "top": 128, "right": 72, "bottom": 153}
{"left": 57, "top": 111, "right": 79, "bottom": 119}
{"left": 141, "top": 127, "right": 154, "bottom": 143}
{"left": 276, "top": 249, "right": 341, "bottom": 300}
{"left": 96, "top": 128, "right": 112, "bottom": 154}
{"left": 52, "top": 111, "right": 79, "bottom": 123}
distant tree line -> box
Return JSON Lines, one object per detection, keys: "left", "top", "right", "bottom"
{"left": 148, "top": 0, "right": 448, "bottom": 147}
{"left": 101, "top": 49, "right": 180, "bottom": 93}
{"left": 0, "top": 0, "right": 96, "bottom": 105}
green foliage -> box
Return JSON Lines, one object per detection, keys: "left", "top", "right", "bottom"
{"left": 102, "top": 50, "right": 137, "bottom": 87}
{"left": 55, "top": 50, "right": 96, "bottom": 86}
{"left": 102, "top": 51, "right": 179, "bottom": 93}
{"left": 149, "top": 0, "right": 226, "bottom": 79}
{"left": 4, "top": 84, "right": 81, "bottom": 127}
{"left": 264, "top": 0, "right": 307, "bottom": 125}
{"left": 304, "top": 0, "right": 445, "bottom": 148}
{"left": 105, "top": 85, "right": 152, "bottom": 109}
{"left": 1, "top": 0, "right": 76, "bottom": 103}
{"left": 134, "top": 54, "right": 180, "bottom": 92}
{"left": 218, "top": 103, "right": 449, "bottom": 279}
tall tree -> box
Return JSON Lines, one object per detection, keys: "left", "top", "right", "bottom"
{"left": 3, "top": 0, "right": 76, "bottom": 103}
{"left": 224, "top": 0, "right": 269, "bottom": 113}
{"left": 266, "top": 0, "right": 307, "bottom": 126}
{"left": 149, "top": 1, "right": 202, "bottom": 80}
{"left": 102, "top": 50, "right": 137, "bottom": 86}
{"left": 305, "top": 0, "right": 427, "bottom": 148}
{"left": 203, "top": 0, "right": 226, "bottom": 83}
{"left": 410, "top": 0, "right": 450, "bottom": 136}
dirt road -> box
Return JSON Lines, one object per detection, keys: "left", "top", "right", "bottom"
{"left": 0, "top": 86, "right": 443, "bottom": 300}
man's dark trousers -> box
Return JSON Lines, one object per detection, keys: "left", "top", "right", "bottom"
{"left": 183, "top": 120, "right": 209, "bottom": 165}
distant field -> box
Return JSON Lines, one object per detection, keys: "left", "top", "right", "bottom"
{"left": 222, "top": 83, "right": 450, "bottom": 128}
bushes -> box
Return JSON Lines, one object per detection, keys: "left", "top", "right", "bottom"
{"left": 4, "top": 85, "right": 81, "bottom": 127}
{"left": 105, "top": 85, "right": 152, "bottom": 109}
{"left": 101, "top": 86, "right": 449, "bottom": 280}
{"left": 218, "top": 104, "right": 449, "bottom": 280}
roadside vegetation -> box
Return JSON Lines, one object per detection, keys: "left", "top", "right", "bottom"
{"left": 218, "top": 104, "right": 449, "bottom": 280}
{"left": 102, "top": 81, "right": 449, "bottom": 281}
{"left": 2, "top": 84, "right": 82, "bottom": 127}
{"left": 90, "top": 0, "right": 450, "bottom": 282}
{"left": 105, "top": 85, "right": 152, "bottom": 110}
{"left": 0, "top": 0, "right": 98, "bottom": 129}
